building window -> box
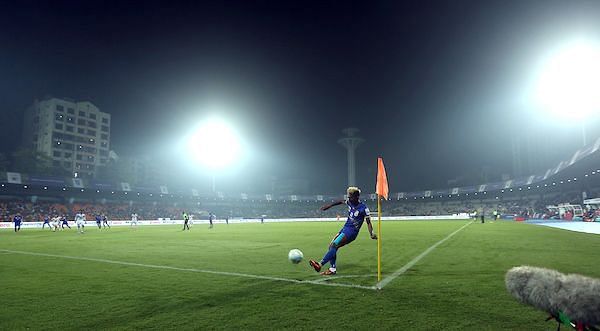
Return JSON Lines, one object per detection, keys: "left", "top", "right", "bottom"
{"left": 56, "top": 105, "right": 64, "bottom": 112}
{"left": 64, "top": 152, "right": 72, "bottom": 159}
{"left": 53, "top": 160, "right": 60, "bottom": 166}
{"left": 100, "top": 142, "right": 108, "bottom": 148}
{"left": 63, "top": 161, "right": 71, "bottom": 168}
{"left": 87, "top": 121, "right": 97, "bottom": 128}
{"left": 66, "top": 116, "right": 74, "bottom": 123}
{"left": 63, "top": 143, "right": 74, "bottom": 150}
{"left": 76, "top": 163, "right": 82, "bottom": 169}
{"left": 76, "top": 154, "right": 82, "bottom": 160}
{"left": 66, "top": 126, "right": 74, "bottom": 132}
{"left": 55, "top": 113, "right": 64, "bottom": 121}
{"left": 101, "top": 125, "right": 109, "bottom": 132}
{"left": 87, "top": 129, "right": 96, "bottom": 136}
{"left": 100, "top": 158, "right": 107, "bottom": 163}
{"left": 101, "top": 134, "right": 108, "bottom": 140}
{"left": 53, "top": 151, "right": 62, "bottom": 157}
{"left": 77, "top": 119, "right": 86, "bottom": 125}
{"left": 77, "top": 128, "right": 85, "bottom": 134}
{"left": 89, "top": 113, "right": 96, "bottom": 119}
{"left": 102, "top": 117, "right": 109, "bottom": 124}
{"left": 87, "top": 156, "right": 95, "bottom": 162}
{"left": 99, "top": 150, "right": 109, "bottom": 157}
{"left": 78, "top": 111, "right": 85, "bottom": 117}
{"left": 67, "top": 108, "right": 75, "bottom": 114}
{"left": 89, "top": 138, "right": 95, "bottom": 144}
{"left": 55, "top": 123, "right": 63, "bottom": 130}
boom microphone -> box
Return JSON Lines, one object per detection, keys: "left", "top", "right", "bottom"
{"left": 506, "top": 266, "right": 600, "bottom": 330}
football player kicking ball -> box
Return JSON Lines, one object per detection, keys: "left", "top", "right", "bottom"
{"left": 309, "top": 187, "right": 377, "bottom": 276}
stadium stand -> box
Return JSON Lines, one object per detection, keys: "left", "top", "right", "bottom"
{"left": 1, "top": 137, "right": 599, "bottom": 222}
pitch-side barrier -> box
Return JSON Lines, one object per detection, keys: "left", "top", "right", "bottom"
{"left": 0, "top": 214, "right": 469, "bottom": 229}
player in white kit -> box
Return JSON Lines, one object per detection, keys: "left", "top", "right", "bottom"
{"left": 51, "top": 215, "right": 61, "bottom": 232}
{"left": 131, "top": 213, "right": 139, "bottom": 228}
{"left": 75, "top": 210, "right": 86, "bottom": 234}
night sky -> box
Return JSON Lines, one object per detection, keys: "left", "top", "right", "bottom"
{"left": 1, "top": 1, "right": 599, "bottom": 193}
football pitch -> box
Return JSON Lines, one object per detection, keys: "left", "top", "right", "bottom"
{"left": 1, "top": 220, "right": 599, "bottom": 330}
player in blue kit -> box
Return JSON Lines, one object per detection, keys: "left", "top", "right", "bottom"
{"left": 42, "top": 215, "right": 51, "bottom": 230}
{"left": 13, "top": 213, "right": 23, "bottom": 232}
{"left": 95, "top": 214, "right": 102, "bottom": 229}
{"left": 61, "top": 215, "right": 71, "bottom": 229}
{"left": 309, "top": 187, "right": 377, "bottom": 275}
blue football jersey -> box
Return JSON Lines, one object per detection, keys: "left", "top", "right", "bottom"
{"left": 343, "top": 201, "right": 370, "bottom": 231}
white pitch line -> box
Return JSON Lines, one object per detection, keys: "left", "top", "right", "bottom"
{"left": 311, "top": 274, "right": 374, "bottom": 283}
{"left": 0, "top": 249, "right": 377, "bottom": 291}
{"left": 376, "top": 221, "right": 472, "bottom": 289}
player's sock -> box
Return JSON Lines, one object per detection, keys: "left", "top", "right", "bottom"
{"left": 321, "top": 246, "right": 338, "bottom": 266}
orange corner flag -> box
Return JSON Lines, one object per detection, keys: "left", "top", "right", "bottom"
{"left": 376, "top": 157, "right": 389, "bottom": 200}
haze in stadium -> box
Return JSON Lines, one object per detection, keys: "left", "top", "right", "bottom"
{"left": 1, "top": 2, "right": 600, "bottom": 330}
{"left": 1, "top": 1, "right": 598, "bottom": 193}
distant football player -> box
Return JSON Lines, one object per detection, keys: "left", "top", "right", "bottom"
{"left": 75, "top": 210, "right": 86, "bottom": 234}
{"left": 51, "top": 215, "right": 61, "bottom": 232}
{"left": 102, "top": 214, "right": 110, "bottom": 229}
{"left": 61, "top": 215, "right": 71, "bottom": 229}
{"left": 13, "top": 213, "right": 23, "bottom": 232}
{"left": 95, "top": 214, "right": 102, "bottom": 229}
{"left": 309, "top": 187, "right": 377, "bottom": 275}
{"left": 208, "top": 213, "right": 214, "bottom": 229}
{"left": 182, "top": 212, "right": 190, "bottom": 231}
{"left": 42, "top": 215, "right": 51, "bottom": 230}
{"left": 131, "top": 212, "right": 139, "bottom": 228}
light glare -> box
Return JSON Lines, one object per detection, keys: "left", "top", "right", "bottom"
{"left": 534, "top": 40, "right": 600, "bottom": 119}
{"left": 187, "top": 119, "right": 240, "bottom": 169}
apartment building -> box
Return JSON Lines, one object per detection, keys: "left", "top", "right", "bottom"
{"left": 22, "top": 97, "right": 111, "bottom": 178}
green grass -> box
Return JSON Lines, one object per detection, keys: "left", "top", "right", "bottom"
{"left": 1, "top": 220, "right": 599, "bottom": 330}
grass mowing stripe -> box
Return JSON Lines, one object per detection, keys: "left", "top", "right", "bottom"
{"left": 0, "top": 248, "right": 378, "bottom": 291}
{"left": 376, "top": 221, "right": 472, "bottom": 289}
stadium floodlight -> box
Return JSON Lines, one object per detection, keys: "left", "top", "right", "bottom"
{"left": 533, "top": 39, "right": 600, "bottom": 120}
{"left": 186, "top": 118, "right": 241, "bottom": 170}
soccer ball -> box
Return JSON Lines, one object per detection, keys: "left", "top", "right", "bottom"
{"left": 288, "top": 249, "right": 303, "bottom": 264}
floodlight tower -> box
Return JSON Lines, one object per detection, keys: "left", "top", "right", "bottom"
{"left": 338, "top": 128, "right": 364, "bottom": 187}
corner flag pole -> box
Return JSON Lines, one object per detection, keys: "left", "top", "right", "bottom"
{"left": 377, "top": 194, "right": 382, "bottom": 282}
{"left": 375, "top": 157, "right": 388, "bottom": 283}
